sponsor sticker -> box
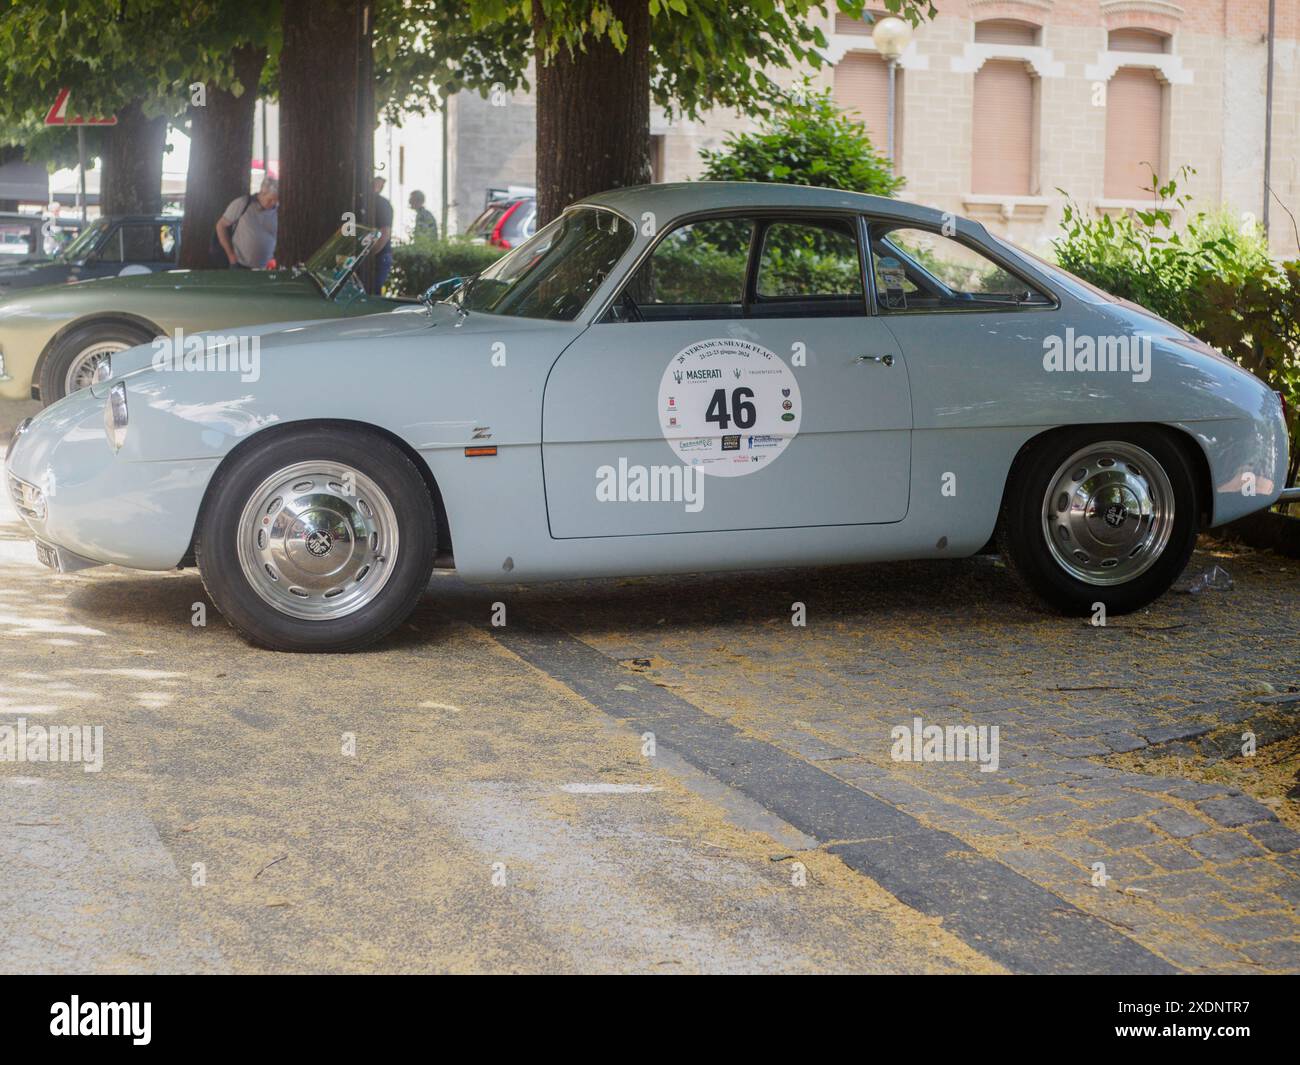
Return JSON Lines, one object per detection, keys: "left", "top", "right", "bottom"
{"left": 658, "top": 338, "right": 801, "bottom": 477}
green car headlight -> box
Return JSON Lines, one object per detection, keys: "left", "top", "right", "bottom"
{"left": 104, "top": 381, "right": 129, "bottom": 451}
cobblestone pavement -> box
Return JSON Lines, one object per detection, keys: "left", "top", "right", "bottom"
{"left": 2, "top": 461, "right": 1297, "bottom": 970}
{"left": 445, "top": 541, "right": 1300, "bottom": 973}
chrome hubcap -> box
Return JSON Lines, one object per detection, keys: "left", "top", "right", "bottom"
{"left": 1042, "top": 441, "right": 1175, "bottom": 586}
{"left": 236, "top": 461, "right": 399, "bottom": 621}
{"left": 65, "top": 341, "right": 127, "bottom": 395}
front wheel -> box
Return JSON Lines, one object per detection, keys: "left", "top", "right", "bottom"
{"left": 38, "top": 320, "right": 155, "bottom": 404}
{"left": 997, "top": 427, "right": 1199, "bottom": 615}
{"left": 196, "top": 427, "right": 436, "bottom": 652}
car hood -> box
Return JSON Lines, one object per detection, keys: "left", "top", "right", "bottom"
{"left": 68, "top": 267, "right": 317, "bottom": 295}
{"left": 0, "top": 259, "right": 70, "bottom": 289}
{"left": 93, "top": 303, "right": 469, "bottom": 392}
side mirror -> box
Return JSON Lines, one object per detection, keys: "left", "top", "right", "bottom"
{"left": 421, "top": 276, "right": 466, "bottom": 303}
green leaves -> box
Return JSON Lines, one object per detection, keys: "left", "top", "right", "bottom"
{"left": 698, "top": 85, "right": 903, "bottom": 197}
{"left": 0, "top": 0, "right": 281, "bottom": 157}
{"left": 1053, "top": 167, "right": 1299, "bottom": 484}
{"left": 380, "top": 1, "right": 934, "bottom": 121}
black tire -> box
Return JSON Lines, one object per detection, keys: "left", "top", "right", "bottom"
{"left": 195, "top": 426, "right": 436, "bottom": 652}
{"left": 38, "top": 320, "right": 155, "bottom": 404}
{"left": 997, "top": 425, "right": 1199, "bottom": 616}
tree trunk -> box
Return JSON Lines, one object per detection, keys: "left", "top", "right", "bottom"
{"left": 100, "top": 99, "right": 168, "bottom": 216}
{"left": 278, "top": 0, "right": 363, "bottom": 267}
{"left": 178, "top": 45, "right": 267, "bottom": 269}
{"left": 532, "top": 0, "right": 651, "bottom": 226}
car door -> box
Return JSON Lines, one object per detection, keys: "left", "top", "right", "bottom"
{"left": 864, "top": 220, "right": 1061, "bottom": 432}
{"left": 541, "top": 211, "right": 912, "bottom": 538}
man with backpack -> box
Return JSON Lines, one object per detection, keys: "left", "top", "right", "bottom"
{"left": 212, "top": 177, "right": 279, "bottom": 269}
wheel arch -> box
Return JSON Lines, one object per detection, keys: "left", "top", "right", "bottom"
{"left": 997, "top": 422, "right": 1213, "bottom": 531}
{"left": 183, "top": 417, "right": 453, "bottom": 567}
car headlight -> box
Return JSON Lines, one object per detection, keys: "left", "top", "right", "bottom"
{"left": 92, "top": 353, "right": 112, "bottom": 384}
{"left": 104, "top": 381, "right": 128, "bottom": 451}
{"left": 9, "top": 415, "right": 30, "bottom": 451}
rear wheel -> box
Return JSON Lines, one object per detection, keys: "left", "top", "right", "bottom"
{"left": 196, "top": 427, "right": 435, "bottom": 652}
{"left": 997, "top": 426, "right": 1199, "bottom": 615}
{"left": 38, "top": 320, "right": 155, "bottom": 404}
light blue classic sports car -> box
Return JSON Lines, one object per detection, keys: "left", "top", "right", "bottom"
{"left": 5, "top": 183, "right": 1293, "bottom": 651}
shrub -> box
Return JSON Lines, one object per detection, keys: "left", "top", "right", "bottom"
{"left": 1052, "top": 167, "right": 1298, "bottom": 487}
{"left": 698, "top": 86, "right": 903, "bottom": 197}
{"left": 387, "top": 236, "right": 504, "bottom": 298}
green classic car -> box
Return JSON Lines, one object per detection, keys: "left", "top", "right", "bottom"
{"left": 0, "top": 226, "right": 403, "bottom": 404}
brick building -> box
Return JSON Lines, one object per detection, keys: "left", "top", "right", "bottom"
{"left": 398, "top": 0, "right": 1298, "bottom": 258}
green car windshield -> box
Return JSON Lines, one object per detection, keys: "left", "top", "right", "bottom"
{"left": 455, "top": 207, "right": 634, "bottom": 321}
{"left": 59, "top": 218, "right": 110, "bottom": 262}
{"left": 305, "top": 226, "right": 380, "bottom": 299}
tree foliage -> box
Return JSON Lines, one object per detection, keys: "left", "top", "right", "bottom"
{"left": 699, "top": 86, "right": 902, "bottom": 195}
{"left": 0, "top": 0, "right": 278, "bottom": 160}
{"left": 373, "top": 0, "right": 935, "bottom": 122}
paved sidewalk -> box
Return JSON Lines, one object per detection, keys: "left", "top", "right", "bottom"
{"left": 467, "top": 544, "right": 1300, "bottom": 972}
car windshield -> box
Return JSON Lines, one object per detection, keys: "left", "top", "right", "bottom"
{"left": 455, "top": 207, "right": 634, "bottom": 321}
{"left": 59, "top": 218, "right": 110, "bottom": 262}
{"left": 305, "top": 225, "right": 380, "bottom": 298}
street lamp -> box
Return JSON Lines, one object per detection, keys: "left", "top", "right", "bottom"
{"left": 871, "top": 16, "right": 913, "bottom": 166}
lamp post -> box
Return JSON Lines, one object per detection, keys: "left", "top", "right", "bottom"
{"left": 871, "top": 16, "right": 913, "bottom": 166}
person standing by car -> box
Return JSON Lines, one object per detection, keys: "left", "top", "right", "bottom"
{"left": 409, "top": 189, "right": 437, "bottom": 240}
{"left": 371, "top": 175, "right": 394, "bottom": 294}
{"left": 215, "top": 177, "right": 279, "bottom": 269}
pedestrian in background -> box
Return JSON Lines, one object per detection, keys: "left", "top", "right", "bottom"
{"left": 371, "top": 175, "right": 393, "bottom": 294}
{"left": 409, "top": 189, "right": 438, "bottom": 241}
{"left": 214, "top": 177, "right": 278, "bottom": 269}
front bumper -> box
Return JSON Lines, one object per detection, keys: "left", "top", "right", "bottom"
{"left": 32, "top": 537, "right": 104, "bottom": 573}
{"left": 4, "top": 386, "right": 219, "bottom": 571}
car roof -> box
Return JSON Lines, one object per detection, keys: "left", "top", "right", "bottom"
{"left": 576, "top": 181, "right": 957, "bottom": 229}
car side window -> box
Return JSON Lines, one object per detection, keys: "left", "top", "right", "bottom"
{"left": 614, "top": 217, "right": 754, "bottom": 322}
{"left": 89, "top": 227, "right": 124, "bottom": 263}
{"left": 752, "top": 218, "right": 864, "bottom": 317}
{"left": 870, "top": 225, "right": 1051, "bottom": 313}
{"left": 120, "top": 224, "right": 162, "bottom": 262}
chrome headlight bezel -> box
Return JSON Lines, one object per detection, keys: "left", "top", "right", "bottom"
{"left": 104, "top": 381, "right": 128, "bottom": 451}
{"left": 92, "top": 354, "right": 113, "bottom": 385}
{"left": 8, "top": 415, "right": 31, "bottom": 452}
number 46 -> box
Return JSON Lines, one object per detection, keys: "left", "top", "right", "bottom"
{"left": 705, "top": 387, "right": 756, "bottom": 430}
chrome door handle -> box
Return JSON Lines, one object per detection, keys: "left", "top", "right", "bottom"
{"left": 856, "top": 353, "right": 894, "bottom": 366}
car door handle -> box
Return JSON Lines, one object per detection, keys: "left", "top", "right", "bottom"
{"left": 856, "top": 353, "right": 894, "bottom": 366}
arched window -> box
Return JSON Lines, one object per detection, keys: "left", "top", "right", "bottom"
{"left": 971, "top": 20, "right": 1038, "bottom": 196}
{"left": 834, "top": 51, "right": 899, "bottom": 158}
{"left": 832, "top": 10, "right": 905, "bottom": 161}
{"left": 1104, "top": 29, "right": 1170, "bottom": 199}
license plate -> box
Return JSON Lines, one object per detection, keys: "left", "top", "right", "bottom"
{"left": 33, "top": 540, "right": 58, "bottom": 570}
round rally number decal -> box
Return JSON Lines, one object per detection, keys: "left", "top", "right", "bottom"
{"left": 658, "top": 338, "right": 801, "bottom": 477}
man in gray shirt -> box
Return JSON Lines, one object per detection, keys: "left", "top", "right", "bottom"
{"left": 215, "top": 177, "right": 279, "bottom": 269}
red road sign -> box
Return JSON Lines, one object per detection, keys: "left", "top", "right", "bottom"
{"left": 43, "top": 88, "right": 117, "bottom": 126}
